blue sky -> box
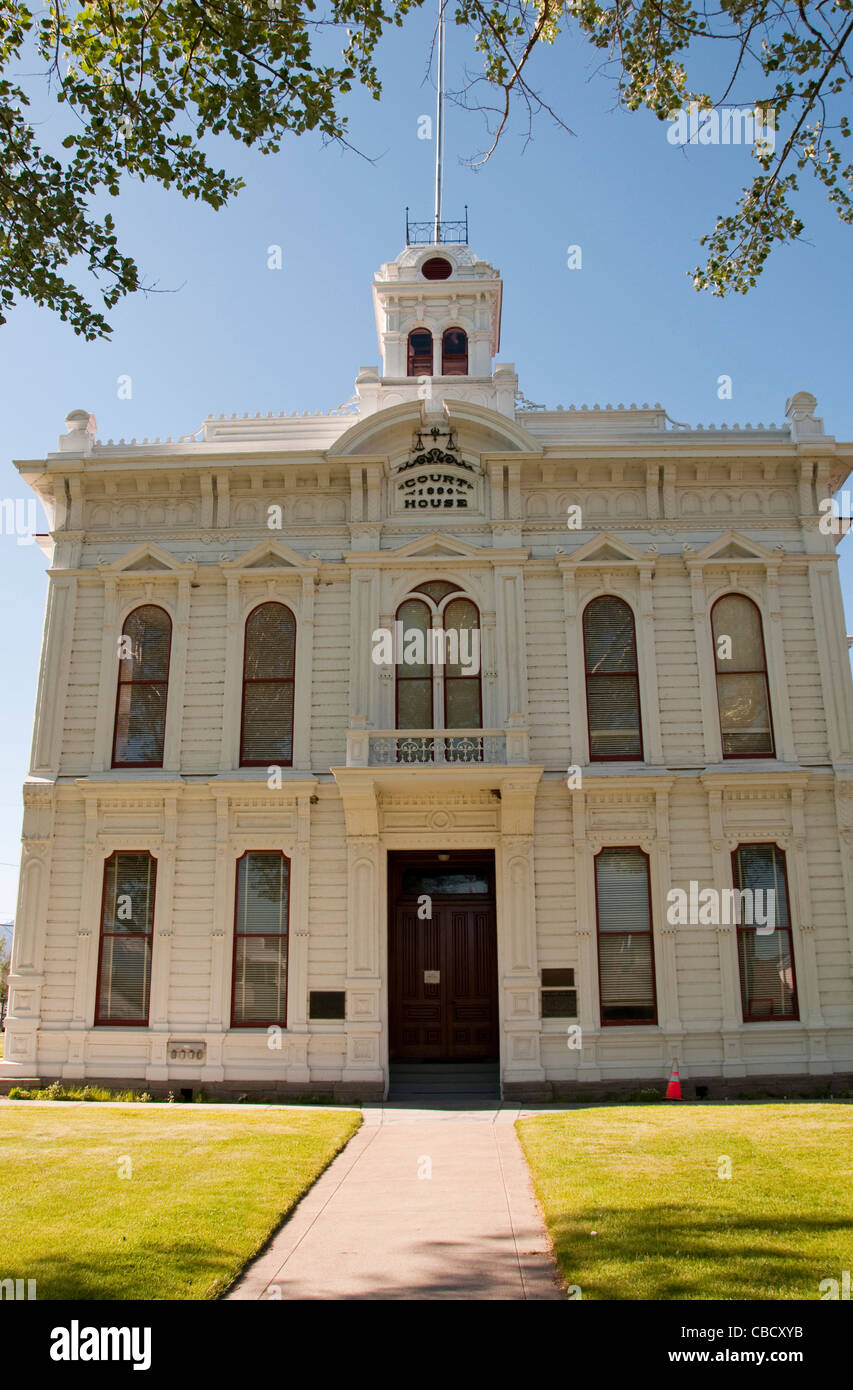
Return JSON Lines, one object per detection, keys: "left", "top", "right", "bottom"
{"left": 1, "top": 9, "right": 852, "bottom": 920}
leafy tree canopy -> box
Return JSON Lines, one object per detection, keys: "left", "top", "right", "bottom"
{"left": 1, "top": 0, "right": 850, "bottom": 335}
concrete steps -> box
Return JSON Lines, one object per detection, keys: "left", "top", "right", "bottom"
{"left": 388, "top": 1061, "right": 500, "bottom": 1101}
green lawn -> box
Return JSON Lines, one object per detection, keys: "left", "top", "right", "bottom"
{"left": 517, "top": 1104, "right": 853, "bottom": 1300}
{"left": 0, "top": 1104, "right": 360, "bottom": 1299}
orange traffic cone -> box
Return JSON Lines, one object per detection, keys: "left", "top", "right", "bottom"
{"left": 665, "top": 1058, "right": 682, "bottom": 1100}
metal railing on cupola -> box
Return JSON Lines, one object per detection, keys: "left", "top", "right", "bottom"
{"left": 405, "top": 207, "right": 469, "bottom": 246}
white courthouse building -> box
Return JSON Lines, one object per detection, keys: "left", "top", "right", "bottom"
{"left": 4, "top": 229, "right": 853, "bottom": 1100}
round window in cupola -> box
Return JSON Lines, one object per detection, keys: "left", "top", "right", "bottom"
{"left": 421, "top": 257, "right": 453, "bottom": 280}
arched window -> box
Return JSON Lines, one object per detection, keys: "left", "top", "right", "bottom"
{"left": 395, "top": 598, "right": 433, "bottom": 731}
{"left": 112, "top": 605, "right": 172, "bottom": 768}
{"left": 443, "top": 598, "right": 482, "bottom": 730}
{"left": 441, "top": 328, "right": 468, "bottom": 375}
{"left": 394, "top": 589, "right": 482, "bottom": 763}
{"left": 240, "top": 602, "right": 296, "bottom": 766}
{"left": 711, "top": 595, "right": 774, "bottom": 757}
{"left": 583, "top": 596, "right": 643, "bottom": 760}
{"left": 407, "top": 329, "right": 433, "bottom": 377}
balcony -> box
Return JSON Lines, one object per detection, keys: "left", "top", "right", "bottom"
{"left": 345, "top": 727, "right": 529, "bottom": 768}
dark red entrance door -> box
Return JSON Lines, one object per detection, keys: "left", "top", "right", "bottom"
{"left": 388, "top": 853, "right": 499, "bottom": 1062}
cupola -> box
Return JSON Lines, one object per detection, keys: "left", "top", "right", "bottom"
{"left": 372, "top": 232, "right": 503, "bottom": 383}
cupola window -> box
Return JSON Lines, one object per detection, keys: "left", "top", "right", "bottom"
{"left": 407, "top": 329, "right": 433, "bottom": 377}
{"left": 421, "top": 257, "right": 452, "bottom": 280}
{"left": 441, "top": 328, "right": 468, "bottom": 376}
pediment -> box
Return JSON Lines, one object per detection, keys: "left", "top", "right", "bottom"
{"left": 101, "top": 542, "right": 189, "bottom": 575}
{"left": 691, "top": 531, "right": 777, "bottom": 565}
{"left": 559, "top": 532, "right": 653, "bottom": 567}
{"left": 224, "top": 539, "right": 318, "bottom": 573}
{"left": 344, "top": 530, "right": 528, "bottom": 568}
{"left": 384, "top": 533, "right": 489, "bottom": 561}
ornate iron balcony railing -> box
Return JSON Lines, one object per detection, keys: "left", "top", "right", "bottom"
{"left": 346, "top": 726, "right": 529, "bottom": 768}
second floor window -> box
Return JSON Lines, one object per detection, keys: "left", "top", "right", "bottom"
{"left": 396, "top": 598, "right": 433, "bottom": 729}
{"left": 443, "top": 598, "right": 482, "bottom": 730}
{"left": 240, "top": 602, "right": 296, "bottom": 766}
{"left": 711, "top": 594, "right": 774, "bottom": 757}
{"left": 583, "top": 596, "right": 643, "bottom": 760}
{"left": 113, "top": 605, "right": 172, "bottom": 768}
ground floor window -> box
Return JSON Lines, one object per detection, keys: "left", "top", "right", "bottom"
{"left": 733, "top": 843, "right": 798, "bottom": 1021}
{"left": 231, "top": 851, "right": 290, "bottom": 1027}
{"left": 595, "top": 847, "right": 657, "bottom": 1025}
{"left": 95, "top": 851, "right": 156, "bottom": 1025}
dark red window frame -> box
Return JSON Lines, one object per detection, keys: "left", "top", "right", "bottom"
{"left": 441, "top": 328, "right": 468, "bottom": 376}
{"left": 239, "top": 601, "right": 296, "bottom": 767}
{"left": 732, "top": 842, "right": 799, "bottom": 1022}
{"left": 582, "top": 595, "right": 644, "bottom": 762}
{"left": 230, "top": 850, "right": 290, "bottom": 1029}
{"left": 407, "top": 329, "right": 433, "bottom": 377}
{"left": 711, "top": 594, "right": 775, "bottom": 759}
{"left": 594, "top": 846, "right": 658, "bottom": 1027}
{"left": 112, "top": 604, "right": 172, "bottom": 769}
{"left": 94, "top": 850, "right": 157, "bottom": 1027}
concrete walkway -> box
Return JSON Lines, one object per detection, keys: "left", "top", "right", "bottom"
{"left": 227, "top": 1103, "right": 564, "bottom": 1301}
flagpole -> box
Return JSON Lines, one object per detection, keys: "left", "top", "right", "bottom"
{"left": 433, "top": 0, "right": 445, "bottom": 243}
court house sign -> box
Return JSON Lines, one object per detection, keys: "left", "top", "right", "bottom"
{"left": 395, "top": 446, "right": 476, "bottom": 510}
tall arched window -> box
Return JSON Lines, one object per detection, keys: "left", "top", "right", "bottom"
{"left": 583, "top": 596, "right": 643, "bottom": 760}
{"left": 112, "top": 605, "right": 172, "bottom": 767}
{"left": 240, "top": 602, "right": 296, "bottom": 766}
{"left": 394, "top": 586, "right": 483, "bottom": 763}
{"left": 407, "top": 329, "right": 433, "bottom": 377}
{"left": 443, "top": 598, "right": 482, "bottom": 729}
{"left": 395, "top": 599, "right": 433, "bottom": 730}
{"left": 711, "top": 594, "right": 774, "bottom": 757}
{"left": 441, "top": 328, "right": 468, "bottom": 375}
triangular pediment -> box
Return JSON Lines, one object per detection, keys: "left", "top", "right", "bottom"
{"left": 344, "top": 530, "right": 529, "bottom": 568}
{"left": 692, "top": 531, "right": 777, "bottom": 565}
{"left": 224, "top": 539, "right": 318, "bottom": 573}
{"left": 559, "top": 532, "right": 652, "bottom": 567}
{"left": 385, "top": 532, "right": 488, "bottom": 561}
{"left": 125, "top": 554, "right": 170, "bottom": 571}
{"left": 102, "top": 542, "right": 188, "bottom": 575}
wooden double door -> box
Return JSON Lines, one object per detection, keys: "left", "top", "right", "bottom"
{"left": 388, "top": 853, "right": 499, "bottom": 1062}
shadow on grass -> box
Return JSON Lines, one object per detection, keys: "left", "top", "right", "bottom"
{"left": 551, "top": 1203, "right": 848, "bottom": 1300}
{"left": 4, "top": 1239, "right": 245, "bottom": 1301}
